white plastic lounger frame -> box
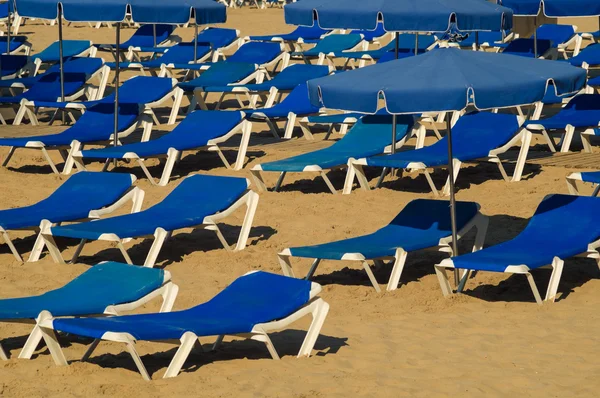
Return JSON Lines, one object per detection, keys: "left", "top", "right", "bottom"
{"left": 2, "top": 109, "right": 154, "bottom": 175}
{"left": 525, "top": 122, "right": 600, "bottom": 153}
{"left": 435, "top": 239, "right": 600, "bottom": 305}
{"left": 344, "top": 119, "right": 531, "bottom": 196}
{"left": 566, "top": 172, "right": 600, "bottom": 197}
{"left": 125, "top": 34, "right": 183, "bottom": 63}
{"left": 293, "top": 36, "right": 367, "bottom": 66}
{"left": 298, "top": 114, "right": 358, "bottom": 140}
{"left": 0, "top": 267, "right": 177, "bottom": 361}
{"left": 32, "top": 44, "right": 98, "bottom": 76}
{"left": 250, "top": 123, "right": 426, "bottom": 194}
{"left": 278, "top": 211, "right": 488, "bottom": 292}
{"left": 0, "top": 176, "right": 144, "bottom": 263}
{"left": 37, "top": 271, "right": 328, "bottom": 381}
{"left": 72, "top": 118, "right": 254, "bottom": 185}
{"left": 12, "top": 64, "right": 111, "bottom": 126}
{"left": 41, "top": 179, "right": 260, "bottom": 267}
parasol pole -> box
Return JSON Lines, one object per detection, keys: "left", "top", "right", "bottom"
{"left": 445, "top": 112, "right": 459, "bottom": 287}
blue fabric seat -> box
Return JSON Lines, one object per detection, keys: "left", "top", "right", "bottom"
{"left": 97, "top": 24, "right": 175, "bottom": 51}
{"left": 568, "top": 44, "right": 600, "bottom": 67}
{"left": 0, "top": 71, "right": 90, "bottom": 104}
{"left": 328, "top": 33, "right": 436, "bottom": 62}
{"left": 292, "top": 34, "right": 364, "bottom": 58}
{"left": 77, "top": 110, "right": 247, "bottom": 184}
{"left": 43, "top": 174, "right": 256, "bottom": 267}
{"left": 349, "top": 22, "right": 387, "bottom": 42}
{"left": 0, "top": 172, "right": 136, "bottom": 262}
{"left": 580, "top": 172, "right": 600, "bottom": 184}
{"left": 0, "top": 55, "right": 30, "bottom": 79}
{"left": 0, "top": 57, "right": 103, "bottom": 89}
{"left": 108, "top": 42, "right": 212, "bottom": 70}
{"left": 501, "top": 38, "right": 554, "bottom": 58}
{"left": 526, "top": 95, "right": 600, "bottom": 129}
{"left": 251, "top": 114, "right": 415, "bottom": 193}
{"left": 0, "top": 261, "right": 173, "bottom": 361}
{"left": 280, "top": 199, "right": 483, "bottom": 291}
{"left": 249, "top": 25, "right": 330, "bottom": 43}
{"left": 42, "top": 271, "right": 327, "bottom": 380}
{"left": 0, "top": 36, "right": 29, "bottom": 54}
{"left": 202, "top": 64, "right": 330, "bottom": 94}
{"left": 436, "top": 194, "right": 600, "bottom": 304}
{"left": 32, "top": 40, "right": 93, "bottom": 63}
{"left": 178, "top": 62, "right": 258, "bottom": 92}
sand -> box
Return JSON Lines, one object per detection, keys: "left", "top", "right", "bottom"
{"left": 1, "top": 8, "right": 600, "bottom": 397}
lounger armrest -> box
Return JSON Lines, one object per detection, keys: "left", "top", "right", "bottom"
{"left": 107, "top": 277, "right": 179, "bottom": 315}
{"left": 88, "top": 186, "right": 145, "bottom": 219}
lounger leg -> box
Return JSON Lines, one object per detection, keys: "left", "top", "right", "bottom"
{"left": 362, "top": 261, "right": 381, "bottom": 292}
{"left": 80, "top": 339, "right": 101, "bottom": 362}
{"left": 168, "top": 88, "right": 184, "bottom": 125}
{"left": 581, "top": 130, "right": 593, "bottom": 153}
{"left": 298, "top": 298, "right": 330, "bottom": 357}
{"left": 283, "top": 113, "right": 297, "bottom": 139}
{"left": 157, "top": 149, "right": 179, "bottom": 186}
{"left": 163, "top": 332, "right": 199, "bottom": 379}
{"left": 442, "top": 160, "right": 461, "bottom": 196}
{"left": 423, "top": 170, "right": 440, "bottom": 197}
{"left": 386, "top": 249, "right": 408, "bottom": 291}
{"left": 320, "top": 172, "right": 338, "bottom": 194}
{"left": 560, "top": 125, "right": 575, "bottom": 153}
{"left": 62, "top": 141, "right": 82, "bottom": 175}
{"left": 40, "top": 232, "right": 65, "bottom": 264}
{"left": 566, "top": 177, "right": 580, "bottom": 195}
{"left": 278, "top": 254, "right": 295, "bottom": 277}
{"left": 273, "top": 172, "right": 286, "bottom": 192}
{"left": 233, "top": 121, "right": 253, "bottom": 171}
{"left": 265, "top": 118, "right": 282, "bottom": 139}
{"left": 250, "top": 329, "right": 280, "bottom": 360}
{"left": 143, "top": 228, "right": 168, "bottom": 267}
{"left": 125, "top": 340, "right": 151, "bottom": 381}
{"left": 342, "top": 160, "right": 358, "bottom": 194}
{"left": 511, "top": 130, "right": 532, "bottom": 182}
{"left": 2, "top": 231, "right": 23, "bottom": 262}
{"left": 233, "top": 191, "right": 259, "bottom": 251}
{"left": 434, "top": 265, "right": 454, "bottom": 298}
{"left": 117, "top": 241, "right": 134, "bottom": 265}
{"left": 41, "top": 148, "right": 60, "bottom": 174}
{"left": 298, "top": 120, "right": 314, "bottom": 140}
{"left": 159, "top": 283, "right": 180, "bottom": 313}
{"left": 2, "top": 147, "right": 16, "bottom": 167}
{"left": 541, "top": 129, "right": 557, "bottom": 153}
{"left": 0, "top": 344, "right": 8, "bottom": 361}
{"left": 352, "top": 163, "right": 371, "bottom": 192}
{"left": 525, "top": 272, "right": 544, "bottom": 305}
{"left": 545, "top": 257, "right": 565, "bottom": 303}
{"left": 212, "top": 335, "right": 224, "bottom": 351}
{"left": 250, "top": 170, "right": 268, "bottom": 192}
{"left": 593, "top": 185, "right": 600, "bottom": 197}
{"left": 375, "top": 168, "right": 388, "bottom": 188}
{"left": 35, "top": 311, "right": 68, "bottom": 366}
{"left": 18, "top": 323, "right": 44, "bottom": 359}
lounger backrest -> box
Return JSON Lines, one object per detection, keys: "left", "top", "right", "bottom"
{"left": 23, "top": 71, "right": 88, "bottom": 100}
{"left": 161, "top": 42, "right": 210, "bottom": 63}
{"left": 536, "top": 24, "right": 575, "bottom": 45}
{"left": 153, "top": 174, "right": 249, "bottom": 212}
{"left": 312, "top": 33, "right": 363, "bottom": 52}
{"left": 124, "top": 24, "right": 175, "bottom": 47}
{"left": 63, "top": 102, "right": 140, "bottom": 140}
{"left": 0, "top": 54, "right": 29, "bottom": 76}
{"left": 275, "top": 64, "right": 330, "bottom": 84}
{"left": 166, "top": 110, "right": 244, "bottom": 142}
{"left": 38, "top": 172, "right": 135, "bottom": 219}
{"left": 109, "top": 76, "right": 174, "bottom": 104}
{"left": 188, "top": 271, "right": 312, "bottom": 326}
{"left": 292, "top": 25, "right": 330, "bottom": 40}
{"left": 196, "top": 27, "right": 239, "bottom": 49}
{"left": 444, "top": 112, "right": 520, "bottom": 157}
{"left": 37, "top": 262, "right": 166, "bottom": 316}
{"left": 274, "top": 84, "right": 322, "bottom": 113}
{"left": 184, "top": 61, "right": 256, "bottom": 88}
{"left": 33, "top": 40, "right": 92, "bottom": 62}
{"left": 518, "top": 194, "right": 600, "bottom": 252}
{"left": 564, "top": 94, "right": 600, "bottom": 111}
{"left": 504, "top": 38, "right": 553, "bottom": 56}
{"left": 330, "top": 114, "right": 415, "bottom": 153}
{"left": 351, "top": 22, "right": 387, "bottom": 42}
{"left": 568, "top": 43, "right": 600, "bottom": 67}
{"left": 387, "top": 199, "right": 479, "bottom": 231}
{"left": 227, "top": 41, "right": 281, "bottom": 64}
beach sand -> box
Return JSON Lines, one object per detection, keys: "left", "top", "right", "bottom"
{"left": 0, "top": 9, "right": 600, "bottom": 396}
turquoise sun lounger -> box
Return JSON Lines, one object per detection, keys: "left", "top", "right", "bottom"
{"left": 279, "top": 199, "right": 487, "bottom": 292}
{"left": 0, "top": 172, "right": 143, "bottom": 262}
{"left": 435, "top": 194, "right": 600, "bottom": 305}
{"left": 346, "top": 112, "right": 529, "bottom": 196}
{"left": 38, "top": 271, "right": 328, "bottom": 380}
{"left": 251, "top": 114, "right": 418, "bottom": 193}
{"left": 291, "top": 33, "right": 366, "bottom": 65}
{"left": 0, "top": 262, "right": 177, "bottom": 361}
{"left": 74, "top": 110, "right": 250, "bottom": 184}
{"left": 41, "top": 174, "right": 259, "bottom": 267}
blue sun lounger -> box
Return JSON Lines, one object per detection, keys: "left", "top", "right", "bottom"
{"left": 0, "top": 54, "right": 30, "bottom": 80}
{"left": 42, "top": 174, "right": 259, "bottom": 267}
{"left": 498, "top": 24, "right": 581, "bottom": 59}
{"left": 0, "top": 35, "right": 31, "bottom": 55}
{"left": 347, "top": 112, "right": 529, "bottom": 196}
{"left": 349, "top": 22, "right": 388, "bottom": 44}
{"left": 525, "top": 94, "right": 600, "bottom": 153}
{"left": 136, "top": 27, "right": 240, "bottom": 56}
{"left": 251, "top": 114, "right": 418, "bottom": 193}
{"left": 567, "top": 43, "right": 600, "bottom": 67}
{"left": 0, "top": 103, "right": 151, "bottom": 174}
{"left": 279, "top": 199, "right": 487, "bottom": 292}
{"left": 298, "top": 112, "right": 364, "bottom": 139}
{"left": 38, "top": 271, "right": 328, "bottom": 380}
{"left": 1, "top": 68, "right": 107, "bottom": 125}
{"left": 32, "top": 40, "right": 97, "bottom": 74}
{"left": 0, "top": 172, "right": 143, "bottom": 262}
{"left": 198, "top": 64, "right": 331, "bottom": 110}
{"left": 292, "top": 34, "right": 366, "bottom": 65}
{"left": 248, "top": 24, "right": 331, "bottom": 50}
{"left": 74, "top": 110, "right": 250, "bottom": 184}
{"left": 24, "top": 76, "right": 177, "bottom": 125}
{"left": 435, "top": 194, "right": 600, "bottom": 305}
{"left": 97, "top": 24, "right": 177, "bottom": 61}
{"left": 581, "top": 30, "right": 600, "bottom": 45}
{"left": 0, "top": 261, "right": 177, "bottom": 361}
{"left": 244, "top": 84, "right": 324, "bottom": 139}
{"left": 566, "top": 171, "right": 600, "bottom": 196}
